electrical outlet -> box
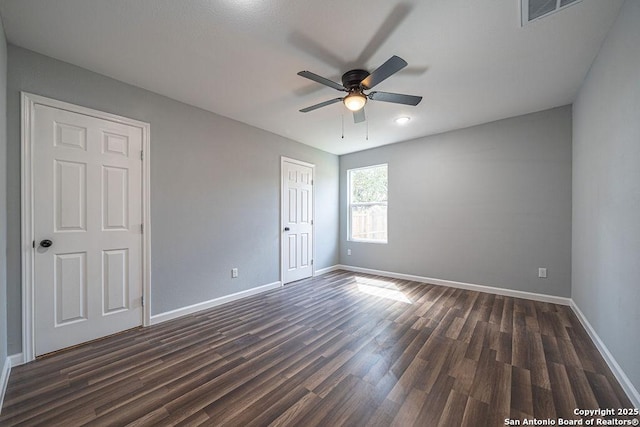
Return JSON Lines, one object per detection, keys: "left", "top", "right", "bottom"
{"left": 232, "top": 268, "right": 238, "bottom": 278}
{"left": 347, "top": 249, "right": 352, "bottom": 256}
{"left": 538, "top": 268, "right": 547, "bottom": 278}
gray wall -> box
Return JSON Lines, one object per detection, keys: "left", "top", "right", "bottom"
{"left": 0, "top": 18, "right": 7, "bottom": 368}
{"left": 340, "top": 106, "right": 572, "bottom": 297}
{"left": 6, "top": 46, "right": 339, "bottom": 355}
{"left": 572, "top": 0, "right": 640, "bottom": 395}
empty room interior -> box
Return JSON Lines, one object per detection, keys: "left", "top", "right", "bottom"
{"left": 0, "top": 0, "right": 638, "bottom": 425}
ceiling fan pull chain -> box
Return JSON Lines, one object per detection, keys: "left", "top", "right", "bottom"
{"left": 341, "top": 114, "right": 344, "bottom": 139}
{"left": 366, "top": 119, "right": 369, "bottom": 141}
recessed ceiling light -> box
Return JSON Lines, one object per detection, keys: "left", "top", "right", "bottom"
{"left": 395, "top": 117, "right": 410, "bottom": 125}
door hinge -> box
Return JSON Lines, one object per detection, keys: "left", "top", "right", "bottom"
{"left": 32, "top": 240, "right": 35, "bottom": 249}
{"left": 311, "top": 259, "right": 314, "bottom": 265}
{"left": 140, "top": 151, "right": 144, "bottom": 161}
{"left": 141, "top": 296, "right": 144, "bottom": 307}
{"left": 141, "top": 224, "right": 144, "bottom": 233}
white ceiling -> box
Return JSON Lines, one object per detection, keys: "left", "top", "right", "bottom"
{"left": 0, "top": 0, "right": 623, "bottom": 155}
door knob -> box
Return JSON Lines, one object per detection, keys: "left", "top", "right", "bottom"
{"left": 284, "top": 227, "right": 290, "bottom": 231}
{"left": 39, "top": 239, "right": 53, "bottom": 248}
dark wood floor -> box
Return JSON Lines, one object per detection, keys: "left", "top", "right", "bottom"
{"left": 1, "top": 270, "right": 633, "bottom": 426}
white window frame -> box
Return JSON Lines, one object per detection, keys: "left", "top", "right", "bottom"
{"left": 347, "top": 163, "right": 388, "bottom": 244}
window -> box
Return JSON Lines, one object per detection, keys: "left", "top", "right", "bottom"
{"left": 521, "top": 0, "right": 581, "bottom": 25}
{"left": 348, "top": 164, "right": 388, "bottom": 243}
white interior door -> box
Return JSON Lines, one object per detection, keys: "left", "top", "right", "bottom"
{"left": 32, "top": 103, "right": 144, "bottom": 356}
{"left": 282, "top": 159, "right": 314, "bottom": 284}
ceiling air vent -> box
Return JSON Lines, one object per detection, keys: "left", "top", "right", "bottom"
{"left": 521, "top": 0, "right": 582, "bottom": 25}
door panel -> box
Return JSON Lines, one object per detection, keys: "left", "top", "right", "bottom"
{"left": 102, "top": 131, "right": 129, "bottom": 156}
{"left": 33, "top": 103, "right": 143, "bottom": 356}
{"left": 102, "top": 166, "right": 129, "bottom": 230}
{"left": 55, "top": 160, "right": 87, "bottom": 232}
{"left": 103, "top": 248, "right": 129, "bottom": 314}
{"left": 54, "top": 252, "right": 87, "bottom": 325}
{"left": 55, "top": 122, "right": 87, "bottom": 150}
{"left": 300, "top": 233, "right": 309, "bottom": 267}
{"left": 282, "top": 160, "right": 314, "bottom": 284}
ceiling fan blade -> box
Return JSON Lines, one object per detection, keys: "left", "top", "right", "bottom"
{"left": 361, "top": 55, "right": 408, "bottom": 89}
{"left": 297, "top": 71, "right": 345, "bottom": 91}
{"left": 299, "top": 97, "right": 343, "bottom": 113}
{"left": 353, "top": 108, "right": 366, "bottom": 123}
{"left": 369, "top": 91, "right": 422, "bottom": 106}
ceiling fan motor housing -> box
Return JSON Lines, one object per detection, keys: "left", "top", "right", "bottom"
{"left": 342, "top": 69, "right": 370, "bottom": 91}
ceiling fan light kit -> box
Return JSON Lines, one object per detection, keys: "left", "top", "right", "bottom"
{"left": 297, "top": 55, "right": 422, "bottom": 124}
{"left": 344, "top": 92, "right": 367, "bottom": 111}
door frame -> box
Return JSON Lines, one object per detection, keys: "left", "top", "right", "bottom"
{"left": 280, "top": 156, "right": 315, "bottom": 285}
{"left": 20, "top": 92, "right": 152, "bottom": 362}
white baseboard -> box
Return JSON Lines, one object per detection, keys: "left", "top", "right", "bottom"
{"left": 149, "top": 281, "right": 282, "bottom": 325}
{"left": 8, "top": 353, "right": 23, "bottom": 368}
{"left": 0, "top": 356, "right": 12, "bottom": 414}
{"left": 314, "top": 265, "right": 342, "bottom": 276}
{"left": 570, "top": 300, "right": 640, "bottom": 408}
{"left": 334, "top": 264, "right": 571, "bottom": 305}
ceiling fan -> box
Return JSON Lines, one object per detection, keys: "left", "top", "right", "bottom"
{"left": 297, "top": 55, "right": 422, "bottom": 123}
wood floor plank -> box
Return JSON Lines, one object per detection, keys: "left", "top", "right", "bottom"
{"left": 533, "top": 384, "right": 557, "bottom": 420}
{"left": 510, "top": 365, "right": 534, "bottom": 416}
{"left": 451, "top": 356, "right": 478, "bottom": 395}
{"left": 487, "top": 360, "right": 512, "bottom": 426}
{"left": 0, "top": 270, "right": 633, "bottom": 426}
{"left": 530, "top": 331, "right": 553, "bottom": 389}
{"left": 437, "top": 389, "right": 468, "bottom": 427}
{"left": 460, "top": 396, "right": 490, "bottom": 427}
{"left": 390, "top": 387, "right": 427, "bottom": 427}
{"left": 548, "top": 362, "right": 578, "bottom": 417}
{"left": 267, "top": 390, "right": 322, "bottom": 427}
{"left": 413, "top": 373, "right": 456, "bottom": 426}
{"left": 294, "top": 374, "right": 363, "bottom": 426}
{"left": 566, "top": 364, "right": 600, "bottom": 409}
{"left": 231, "top": 383, "right": 310, "bottom": 427}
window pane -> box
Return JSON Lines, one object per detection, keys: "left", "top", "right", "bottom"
{"left": 351, "top": 204, "right": 387, "bottom": 242}
{"left": 350, "top": 165, "right": 388, "bottom": 203}
{"left": 529, "top": 0, "right": 556, "bottom": 20}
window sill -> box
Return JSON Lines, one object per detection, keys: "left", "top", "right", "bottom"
{"left": 348, "top": 239, "right": 388, "bottom": 244}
